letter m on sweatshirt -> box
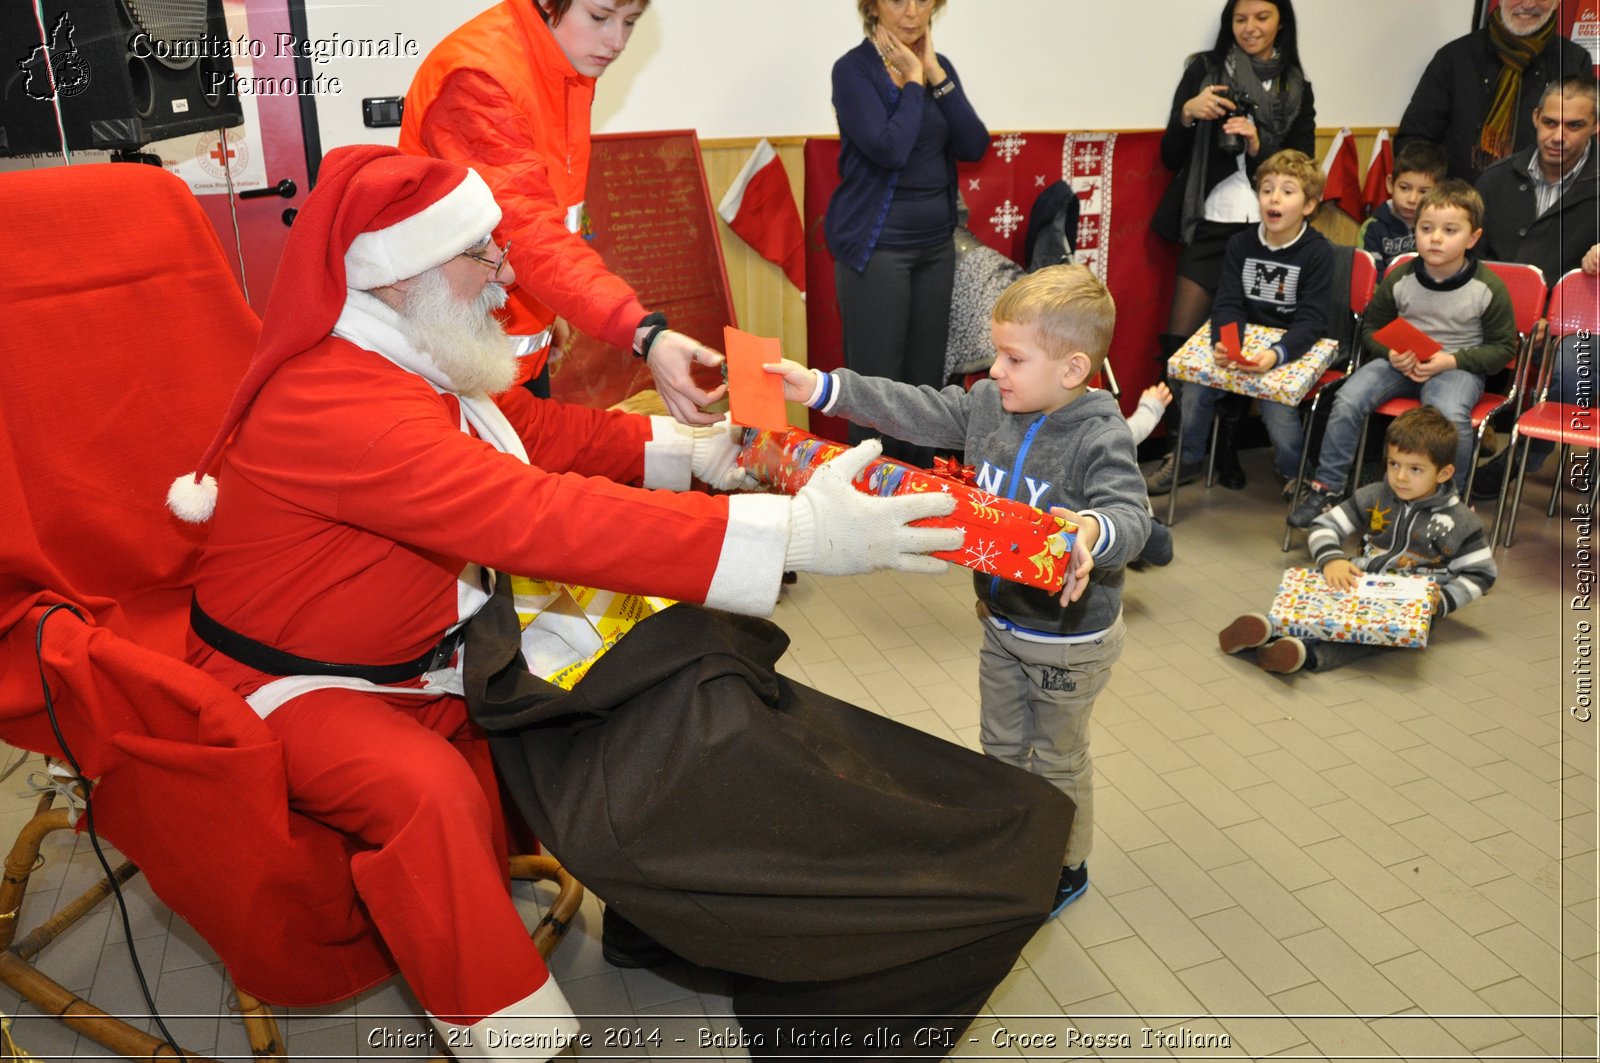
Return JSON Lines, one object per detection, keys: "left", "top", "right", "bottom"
{"left": 1245, "top": 259, "right": 1300, "bottom": 308}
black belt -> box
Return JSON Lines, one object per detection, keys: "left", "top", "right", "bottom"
{"left": 190, "top": 597, "right": 465, "bottom": 685}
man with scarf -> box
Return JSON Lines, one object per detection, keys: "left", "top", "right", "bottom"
{"left": 1398, "top": 0, "right": 1591, "bottom": 183}
{"left": 165, "top": 145, "right": 972, "bottom": 1058}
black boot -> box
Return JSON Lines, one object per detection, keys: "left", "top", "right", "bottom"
{"left": 601, "top": 906, "right": 681, "bottom": 969}
{"left": 1214, "top": 398, "right": 1247, "bottom": 490}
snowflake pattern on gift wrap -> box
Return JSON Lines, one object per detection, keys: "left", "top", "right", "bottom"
{"left": 963, "top": 537, "right": 1001, "bottom": 573}
{"left": 995, "top": 133, "right": 1026, "bottom": 163}
{"left": 989, "top": 200, "right": 1023, "bottom": 238}
{"left": 966, "top": 492, "right": 1006, "bottom": 523}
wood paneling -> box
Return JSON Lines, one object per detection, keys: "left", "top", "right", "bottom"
{"left": 698, "top": 129, "right": 1392, "bottom": 367}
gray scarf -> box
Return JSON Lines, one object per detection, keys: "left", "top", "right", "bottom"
{"left": 1177, "top": 47, "right": 1306, "bottom": 244}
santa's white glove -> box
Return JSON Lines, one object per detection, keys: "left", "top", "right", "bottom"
{"left": 784, "top": 440, "right": 961, "bottom": 576}
{"left": 690, "top": 416, "right": 758, "bottom": 491}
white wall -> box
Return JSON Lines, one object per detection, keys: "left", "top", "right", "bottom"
{"left": 305, "top": 0, "right": 1476, "bottom": 151}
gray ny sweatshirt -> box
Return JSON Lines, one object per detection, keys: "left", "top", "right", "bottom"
{"left": 816, "top": 370, "right": 1151, "bottom": 636}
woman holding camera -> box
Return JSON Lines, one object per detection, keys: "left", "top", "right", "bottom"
{"left": 1150, "top": 0, "right": 1315, "bottom": 485}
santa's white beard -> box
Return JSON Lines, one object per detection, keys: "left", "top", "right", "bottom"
{"left": 399, "top": 270, "right": 518, "bottom": 396}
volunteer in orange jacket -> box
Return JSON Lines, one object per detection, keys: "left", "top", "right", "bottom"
{"left": 402, "top": 0, "right": 723, "bottom": 424}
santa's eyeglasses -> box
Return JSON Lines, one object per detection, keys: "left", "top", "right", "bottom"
{"left": 461, "top": 238, "right": 512, "bottom": 281}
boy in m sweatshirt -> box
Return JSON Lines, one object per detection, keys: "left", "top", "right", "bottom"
{"left": 1146, "top": 149, "right": 1334, "bottom": 496}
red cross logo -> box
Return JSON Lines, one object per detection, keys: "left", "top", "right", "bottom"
{"left": 209, "top": 138, "right": 236, "bottom": 171}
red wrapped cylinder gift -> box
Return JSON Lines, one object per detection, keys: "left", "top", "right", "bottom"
{"left": 737, "top": 428, "right": 1077, "bottom": 592}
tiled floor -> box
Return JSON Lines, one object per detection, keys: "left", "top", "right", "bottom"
{"left": 0, "top": 446, "right": 1594, "bottom": 1061}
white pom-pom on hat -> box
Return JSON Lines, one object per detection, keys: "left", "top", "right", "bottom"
{"left": 167, "top": 473, "right": 218, "bottom": 523}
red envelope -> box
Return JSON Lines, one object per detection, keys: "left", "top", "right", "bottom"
{"left": 723, "top": 327, "right": 790, "bottom": 431}
{"left": 1217, "top": 321, "right": 1253, "bottom": 365}
{"left": 1372, "top": 317, "right": 1443, "bottom": 362}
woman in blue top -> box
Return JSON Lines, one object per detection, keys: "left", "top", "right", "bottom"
{"left": 825, "top": 0, "right": 989, "bottom": 467}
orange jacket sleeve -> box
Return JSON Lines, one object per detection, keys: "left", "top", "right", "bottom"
{"left": 415, "top": 69, "right": 648, "bottom": 349}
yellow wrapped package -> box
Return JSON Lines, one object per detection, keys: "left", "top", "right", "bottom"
{"left": 509, "top": 577, "right": 675, "bottom": 690}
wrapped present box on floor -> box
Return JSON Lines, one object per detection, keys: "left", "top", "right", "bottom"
{"left": 1268, "top": 566, "right": 1434, "bottom": 649}
{"left": 1168, "top": 323, "right": 1341, "bottom": 406}
{"left": 737, "top": 428, "right": 1077, "bottom": 592}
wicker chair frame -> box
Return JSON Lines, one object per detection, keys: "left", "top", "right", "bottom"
{"left": 0, "top": 783, "right": 583, "bottom": 1062}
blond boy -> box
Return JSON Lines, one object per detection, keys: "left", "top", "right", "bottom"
{"left": 768, "top": 265, "right": 1150, "bottom": 914}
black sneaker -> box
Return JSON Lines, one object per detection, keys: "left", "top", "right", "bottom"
{"left": 1051, "top": 863, "right": 1089, "bottom": 916}
{"left": 1144, "top": 452, "right": 1203, "bottom": 496}
{"left": 1287, "top": 480, "right": 1344, "bottom": 528}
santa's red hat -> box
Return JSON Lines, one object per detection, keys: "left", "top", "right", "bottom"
{"left": 168, "top": 144, "right": 500, "bottom": 522}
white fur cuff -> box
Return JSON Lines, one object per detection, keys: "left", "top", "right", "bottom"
{"left": 704, "top": 493, "right": 790, "bottom": 616}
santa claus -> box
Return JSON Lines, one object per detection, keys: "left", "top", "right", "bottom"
{"left": 167, "top": 144, "right": 958, "bottom": 1055}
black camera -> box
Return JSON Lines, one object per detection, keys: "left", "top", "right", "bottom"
{"left": 1215, "top": 87, "right": 1257, "bottom": 156}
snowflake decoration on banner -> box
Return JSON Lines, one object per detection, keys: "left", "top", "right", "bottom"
{"left": 1077, "top": 215, "right": 1101, "bottom": 248}
{"left": 963, "top": 538, "right": 1001, "bottom": 573}
{"left": 989, "top": 199, "right": 1024, "bottom": 238}
{"left": 1034, "top": 174, "right": 1047, "bottom": 187}
{"left": 995, "top": 134, "right": 1026, "bottom": 164}
{"left": 1060, "top": 132, "right": 1117, "bottom": 284}
{"left": 968, "top": 177, "right": 981, "bottom": 192}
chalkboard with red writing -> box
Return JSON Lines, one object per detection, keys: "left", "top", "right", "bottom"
{"left": 549, "top": 129, "right": 736, "bottom": 410}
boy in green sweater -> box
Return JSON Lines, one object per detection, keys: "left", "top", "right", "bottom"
{"left": 1289, "top": 181, "right": 1516, "bottom": 527}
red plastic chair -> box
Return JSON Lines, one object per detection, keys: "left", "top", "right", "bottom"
{"left": 1349, "top": 257, "right": 1547, "bottom": 502}
{"left": 1280, "top": 248, "right": 1379, "bottom": 550}
{"left": 1493, "top": 268, "right": 1600, "bottom": 546}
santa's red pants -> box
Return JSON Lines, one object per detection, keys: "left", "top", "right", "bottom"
{"left": 265, "top": 688, "right": 549, "bottom": 1024}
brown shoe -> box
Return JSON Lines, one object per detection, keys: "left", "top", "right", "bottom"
{"left": 1257, "top": 637, "right": 1308, "bottom": 674}
{"left": 1219, "top": 614, "right": 1272, "bottom": 655}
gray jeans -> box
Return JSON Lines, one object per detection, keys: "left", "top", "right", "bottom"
{"left": 977, "top": 614, "right": 1126, "bottom": 868}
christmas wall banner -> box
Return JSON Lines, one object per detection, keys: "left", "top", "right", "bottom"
{"left": 804, "top": 131, "right": 1178, "bottom": 443}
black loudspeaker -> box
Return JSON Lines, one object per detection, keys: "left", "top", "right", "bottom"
{"left": 0, "top": 0, "right": 243, "bottom": 156}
